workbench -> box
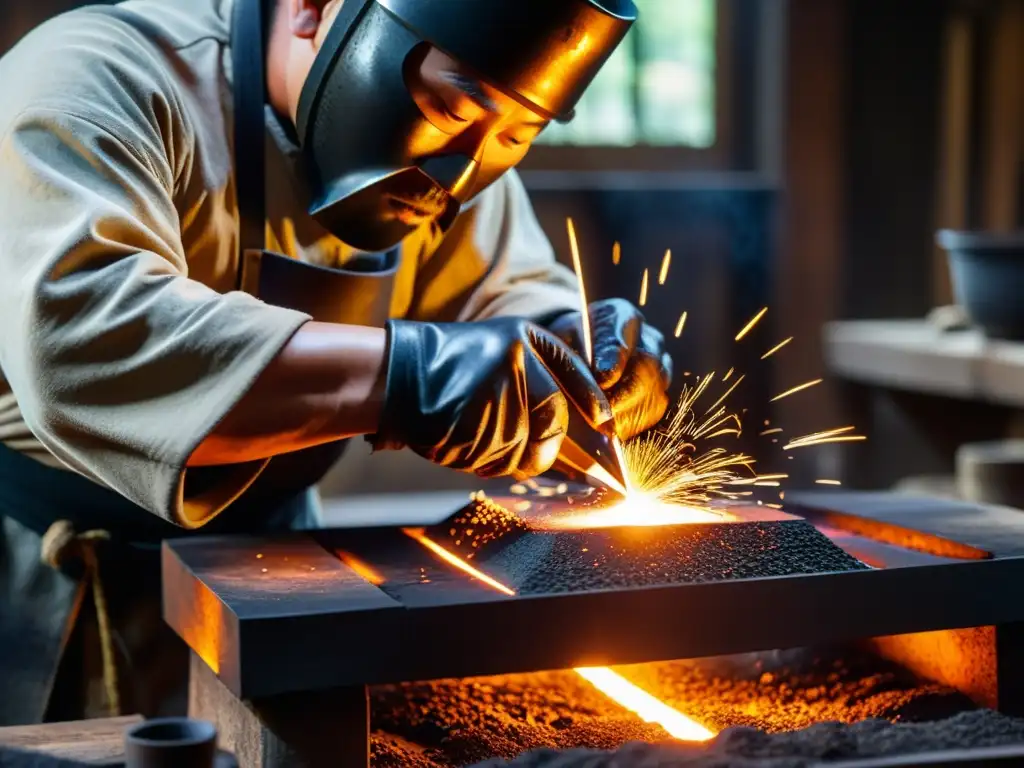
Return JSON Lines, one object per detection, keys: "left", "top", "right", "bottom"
{"left": 0, "top": 716, "right": 140, "bottom": 765}
{"left": 823, "top": 319, "right": 1024, "bottom": 489}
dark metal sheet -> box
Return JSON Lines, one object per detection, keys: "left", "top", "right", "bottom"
{"left": 788, "top": 490, "right": 1024, "bottom": 558}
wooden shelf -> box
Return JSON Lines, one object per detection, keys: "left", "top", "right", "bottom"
{"left": 824, "top": 320, "right": 1024, "bottom": 408}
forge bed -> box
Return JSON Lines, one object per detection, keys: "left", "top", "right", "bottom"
{"left": 162, "top": 490, "right": 1024, "bottom": 767}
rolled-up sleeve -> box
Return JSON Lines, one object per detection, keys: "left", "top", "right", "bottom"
{"left": 0, "top": 108, "right": 310, "bottom": 527}
{"left": 407, "top": 170, "right": 580, "bottom": 323}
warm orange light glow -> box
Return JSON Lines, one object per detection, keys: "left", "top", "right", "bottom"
{"left": 336, "top": 550, "right": 386, "bottom": 586}
{"left": 735, "top": 307, "right": 767, "bottom": 341}
{"left": 574, "top": 667, "right": 715, "bottom": 742}
{"left": 658, "top": 249, "right": 671, "bottom": 285}
{"left": 612, "top": 241, "right": 621, "bottom": 265}
{"left": 403, "top": 528, "right": 516, "bottom": 595}
{"left": 542, "top": 493, "right": 727, "bottom": 530}
{"left": 771, "top": 378, "right": 823, "bottom": 402}
{"left": 816, "top": 479, "right": 842, "bottom": 486}
{"left": 639, "top": 268, "right": 649, "bottom": 307}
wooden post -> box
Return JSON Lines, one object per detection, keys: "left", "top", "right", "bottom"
{"left": 187, "top": 653, "right": 369, "bottom": 768}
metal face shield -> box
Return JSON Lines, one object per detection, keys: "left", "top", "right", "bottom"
{"left": 296, "top": 0, "right": 637, "bottom": 253}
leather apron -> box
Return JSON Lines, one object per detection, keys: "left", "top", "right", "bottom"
{"left": 0, "top": 0, "right": 397, "bottom": 724}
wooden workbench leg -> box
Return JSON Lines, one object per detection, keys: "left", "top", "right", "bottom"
{"left": 187, "top": 653, "right": 369, "bottom": 768}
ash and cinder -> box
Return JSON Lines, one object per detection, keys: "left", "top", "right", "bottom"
{"left": 369, "top": 648, "right": 1023, "bottom": 768}
{"left": 425, "top": 493, "right": 867, "bottom": 596}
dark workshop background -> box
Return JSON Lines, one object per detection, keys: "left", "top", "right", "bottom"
{"left": 4, "top": 0, "right": 1022, "bottom": 493}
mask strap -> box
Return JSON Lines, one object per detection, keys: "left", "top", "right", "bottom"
{"left": 294, "top": 0, "right": 376, "bottom": 146}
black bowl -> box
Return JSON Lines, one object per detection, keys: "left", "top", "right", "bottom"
{"left": 938, "top": 229, "right": 1024, "bottom": 340}
{"left": 124, "top": 718, "right": 217, "bottom": 768}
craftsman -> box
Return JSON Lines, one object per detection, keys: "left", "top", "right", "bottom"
{"left": 0, "top": 0, "right": 672, "bottom": 726}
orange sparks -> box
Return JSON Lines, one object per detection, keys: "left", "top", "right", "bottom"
{"left": 785, "top": 426, "right": 854, "bottom": 443}
{"left": 402, "top": 528, "right": 515, "bottom": 595}
{"left": 771, "top": 378, "right": 823, "bottom": 402}
{"left": 735, "top": 307, "right": 767, "bottom": 341}
{"left": 784, "top": 435, "right": 866, "bottom": 451}
{"left": 574, "top": 667, "right": 714, "bottom": 742}
{"left": 639, "top": 268, "right": 649, "bottom": 307}
{"left": 761, "top": 337, "right": 793, "bottom": 359}
{"left": 816, "top": 479, "right": 842, "bottom": 486}
{"left": 612, "top": 241, "right": 621, "bottom": 265}
{"left": 566, "top": 218, "right": 593, "bottom": 364}
{"left": 658, "top": 249, "right": 671, "bottom": 285}
{"left": 705, "top": 374, "right": 745, "bottom": 415}
{"left": 335, "top": 550, "right": 385, "bottom": 586}
{"left": 723, "top": 367, "right": 734, "bottom": 382}
{"left": 674, "top": 311, "right": 688, "bottom": 338}
{"left": 782, "top": 426, "right": 865, "bottom": 451}
{"left": 759, "top": 427, "right": 783, "bottom": 436}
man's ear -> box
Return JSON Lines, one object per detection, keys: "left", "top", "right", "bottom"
{"left": 288, "top": 0, "right": 321, "bottom": 39}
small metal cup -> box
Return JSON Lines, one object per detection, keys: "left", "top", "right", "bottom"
{"left": 124, "top": 718, "right": 218, "bottom": 768}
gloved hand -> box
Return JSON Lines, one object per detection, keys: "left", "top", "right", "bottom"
{"left": 372, "top": 317, "right": 614, "bottom": 477}
{"left": 548, "top": 298, "right": 672, "bottom": 441}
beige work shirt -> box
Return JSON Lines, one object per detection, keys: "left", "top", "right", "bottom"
{"left": 0, "top": 0, "right": 578, "bottom": 528}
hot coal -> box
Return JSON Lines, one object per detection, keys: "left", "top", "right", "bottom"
{"left": 367, "top": 648, "right": 999, "bottom": 768}
{"left": 480, "top": 520, "right": 867, "bottom": 595}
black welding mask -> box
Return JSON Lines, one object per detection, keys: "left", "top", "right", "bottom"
{"left": 294, "top": 0, "right": 637, "bottom": 252}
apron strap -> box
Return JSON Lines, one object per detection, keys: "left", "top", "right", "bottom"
{"left": 232, "top": 0, "right": 271, "bottom": 274}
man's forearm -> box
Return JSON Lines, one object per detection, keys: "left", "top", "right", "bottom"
{"left": 187, "top": 322, "right": 387, "bottom": 466}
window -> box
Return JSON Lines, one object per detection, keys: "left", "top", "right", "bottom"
{"left": 520, "top": 0, "right": 762, "bottom": 173}
{"left": 537, "top": 0, "right": 717, "bottom": 148}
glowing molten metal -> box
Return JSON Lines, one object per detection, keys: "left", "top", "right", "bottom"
{"left": 574, "top": 667, "right": 714, "bottom": 742}
{"left": 540, "top": 492, "right": 727, "bottom": 530}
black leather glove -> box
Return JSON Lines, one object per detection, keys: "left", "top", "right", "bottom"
{"left": 372, "top": 317, "right": 614, "bottom": 477}
{"left": 549, "top": 298, "right": 672, "bottom": 441}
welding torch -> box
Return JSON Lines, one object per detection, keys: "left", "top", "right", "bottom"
{"left": 550, "top": 410, "right": 629, "bottom": 496}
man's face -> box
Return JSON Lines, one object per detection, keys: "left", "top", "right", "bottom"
{"left": 285, "top": 0, "right": 550, "bottom": 234}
